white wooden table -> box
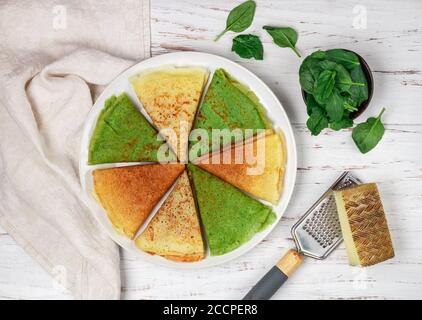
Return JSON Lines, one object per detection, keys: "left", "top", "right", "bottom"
{"left": 1, "top": 0, "right": 421, "bottom": 300}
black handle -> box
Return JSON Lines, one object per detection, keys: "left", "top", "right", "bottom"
{"left": 243, "top": 266, "right": 288, "bottom": 300}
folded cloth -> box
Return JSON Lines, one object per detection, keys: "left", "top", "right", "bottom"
{"left": 0, "top": 0, "right": 151, "bottom": 299}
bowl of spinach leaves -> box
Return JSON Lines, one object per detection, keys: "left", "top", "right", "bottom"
{"left": 299, "top": 49, "right": 373, "bottom": 136}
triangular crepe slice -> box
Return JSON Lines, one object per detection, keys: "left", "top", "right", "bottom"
{"left": 93, "top": 163, "right": 184, "bottom": 239}
{"left": 88, "top": 93, "right": 175, "bottom": 165}
{"left": 193, "top": 130, "right": 286, "bottom": 204}
{"left": 135, "top": 171, "right": 205, "bottom": 262}
{"left": 130, "top": 66, "right": 209, "bottom": 162}
{"left": 188, "top": 164, "right": 276, "bottom": 256}
{"left": 190, "top": 68, "right": 271, "bottom": 159}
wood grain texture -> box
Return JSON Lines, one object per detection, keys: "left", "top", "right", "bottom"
{"left": 1, "top": 0, "right": 421, "bottom": 300}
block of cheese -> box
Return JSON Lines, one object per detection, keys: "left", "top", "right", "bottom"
{"left": 334, "top": 183, "right": 394, "bottom": 267}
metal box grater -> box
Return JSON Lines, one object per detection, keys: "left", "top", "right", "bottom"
{"left": 292, "top": 171, "right": 361, "bottom": 260}
{"left": 243, "top": 172, "right": 362, "bottom": 300}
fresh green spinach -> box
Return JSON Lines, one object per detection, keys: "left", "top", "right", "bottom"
{"left": 333, "top": 64, "right": 354, "bottom": 92}
{"left": 231, "top": 34, "right": 263, "bottom": 60}
{"left": 307, "top": 107, "right": 329, "bottom": 136}
{"left": 309, "top": 50, "right": 327, "bottom": 60}
{"left": 349, "top": 65, "right": 369, "bottom": 106}
{"left": 329, "top": 117, "right": 353, "bottom": 131}
{"left": 325, "top": 89, "right": 344, "bottom": 121}
{"left": 263, "top": 26, "right": 301, "bottom": 57}
{"left": 299, "top": 49, "right": 370, "bottom": 140}
{"left": 313, "top": 70, "right": 336, "bottom": 104}
{"left": 305, "top": 94, "right": 319, "bottom": 116}
{"left": 314, "top": 60, "right": 364, "bottom": 93}
{"left": 352, "top": 108, "right": 386, "bottom": 153}
{"left": 326, "top": 49, "right": 360, "bottom": 69}
{"left": 299, "top": 57, "right": 322, "bottom": 94}
{"left": 215, "top": 0, "right": 256, "bottom": 41}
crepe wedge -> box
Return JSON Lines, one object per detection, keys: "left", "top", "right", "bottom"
{"left": 88, "top": 93, "right": 174, "bottom": 165}
{"left": 130, "top": 66, "right": 209, "bottom": 162}
{"left": 193, "top": 130, "right": 286, "bottom": 204}
{"left": 135, "top": 171, "right": 205, "bottom": 262}
{"left": 188, "top": 164, "right": 276, "bottom": 256}
{"left": 190, "top": 68, "right": 271, "bottom": 159}
{"left": 93, "top": 163, "right": 184, "bottom": 239}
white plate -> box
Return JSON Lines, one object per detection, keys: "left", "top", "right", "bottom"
{"left": 80, "top": 52, "right": 297, "bottom": 269}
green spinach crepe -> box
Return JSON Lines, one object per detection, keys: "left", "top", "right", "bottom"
{"left": 190, "top": 68, "right": 271, "bottom": 159}
{"left": 188, "top": 164, "right": 276, "bottom": 256}
{"left": 88, "top": 93, "right": 173, "bottom": 165}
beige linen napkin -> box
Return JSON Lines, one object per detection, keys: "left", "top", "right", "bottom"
{"left": 0, "top": 0, "right": 150, "bottom": 299}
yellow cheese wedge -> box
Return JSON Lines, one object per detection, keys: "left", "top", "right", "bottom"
{"left": 192, "top": 130, "right": 286, "bottom": 204}
{"left": 130, "top": 66, "right": 209, "bottom": 162}
{"left": 135, "top": 171, "right": 205, "bottom": 262}
{"left": 334, "top": 183, "right": 394, "bottom": 267}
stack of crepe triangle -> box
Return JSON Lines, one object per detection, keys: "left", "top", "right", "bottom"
{"left": 88, "top": 93, "right": 175, "bottom": 165}
{"left": 192, "top": 130, "right": 287, "bottom": 204}
{"left": 135, "top": 171, "right": 205, "bottom": 261}
{"left": 130, "top": 66, "right": 209, "bottom": 162}
{"left": 190, "top": 68, "right": 271, "bottom": 158}
{"left": 92, "top": 163, "right": 185, "bottom": 239}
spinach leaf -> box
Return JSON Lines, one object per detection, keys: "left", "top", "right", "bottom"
{"left": 299, "top": 58, "right": 322, "bottom": 94}
{"left": 231, "top": 34, "right": 263, "bottom": 60}
{"left": 310, "top": 50, "right": 327, "bottom": 60}
{"left": 305, "top": 93, "right": 319, "bottom": 116}
{"left": 215, "top": 0, "right": 256, "bottom": 41}
{"left": 334, "top": 63, "right": 353, "bottom": 92}
{"left": 313, "top": 70, "right": 336, "bottom": 104}
{"left": 263, "top": 26, "right": 301, "bottom": 57}
{"left": 326, "top": 49, "right": 360, "bottom": 69}
{"left": 307, "top": 107, "right": 329, "bottom": 136}
{"left": 349, "top": 65, "right": 369, "bottom": 106}
{"left": 329, "top": 117, "right": 353, "bottom": 131}
{"left": 352, "top": 108, "right": 386, "bottom": 153}
{"left": 341, "top": 93, "right": 358, "bottom": 112}
{"left": 318, "top": 60, "right": 337, "bottom": 70}
{"left": 344, "top": 103, "right": 358, "bottom": 112}
{"left": 316, "top": 60, "right": 364, "bottom": 92}
{"left": 334, "top": 63, "right": 365, "bottom": 92}
{"left": 325, "top": 89, "right": 344, "bottom": 121}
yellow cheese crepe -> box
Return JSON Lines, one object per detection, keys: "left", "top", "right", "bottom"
{"left": 130, "top": 66, "right": 209, "bottom": 162}
{"left": 135, "top": 171, "right": 205, "bottom": 262}
{"left": 193, "top": 130, "right": 286, "bottom": 204}
{"left": 93, "top": 163, "right": 184, "bottom": 239}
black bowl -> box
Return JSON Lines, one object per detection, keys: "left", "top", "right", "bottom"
{"left": 301, "top": 49, "right": 373, "bottom": 120}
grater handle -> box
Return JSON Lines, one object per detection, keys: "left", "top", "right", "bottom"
{"left": 243, "top": 249, "right": 303, "bottom": 300}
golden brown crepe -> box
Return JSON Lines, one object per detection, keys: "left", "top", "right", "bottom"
{"left": 135, "top": 171, "right": 205, "bottom": 262}
{"left": 193, "top": 130, "right": 286, "bottom": 204}
{"left": 130, "top": 66, "right": 209, "bottom": 162}
{"left": 92, "top": 163, "right": 184, "bottom": 239}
